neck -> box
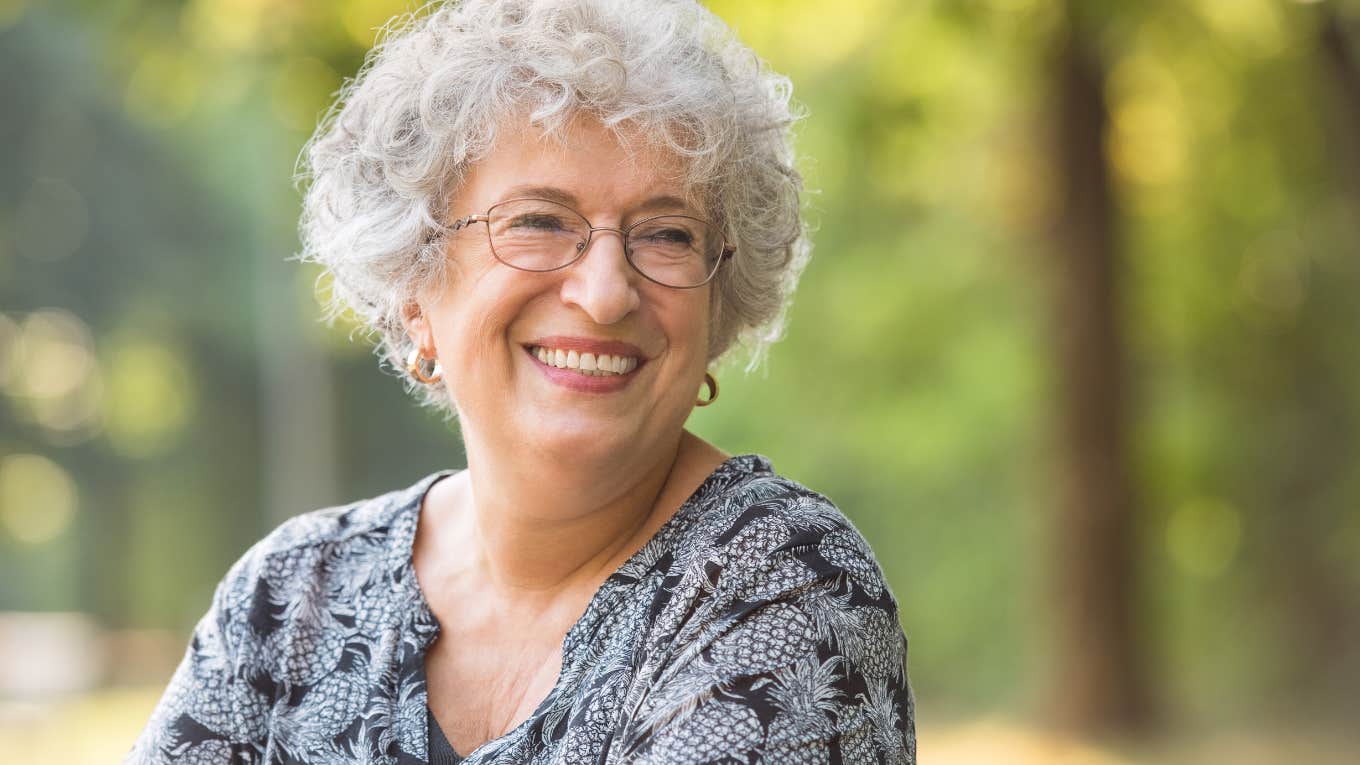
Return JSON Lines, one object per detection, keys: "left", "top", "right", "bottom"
{"left": 448, "top": 427, "right": 697, "bottom": 605}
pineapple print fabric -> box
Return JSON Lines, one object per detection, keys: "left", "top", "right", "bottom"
{"left": 129, "top": 454, "right": 916, "bottom": 764}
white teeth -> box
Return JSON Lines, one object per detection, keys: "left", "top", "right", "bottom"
{"left": 530, "top": 346, "right": 640, "bottom": 376}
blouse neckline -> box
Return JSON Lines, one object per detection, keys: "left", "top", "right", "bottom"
{"left": 393, "top": 453, "right": 772, "bottom": 762}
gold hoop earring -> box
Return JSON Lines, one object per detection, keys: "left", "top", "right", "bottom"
{"left": 406, "top": 348, "right": 443, "bottom": 384}
{"left": 696, "top": 372, "right": 718, "bottom": 407}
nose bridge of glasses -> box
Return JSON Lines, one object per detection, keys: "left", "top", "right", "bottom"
{"left": 586, "top": 224, "right": 628, "bottom": 239}
{"left": 577, "top": 225, "right": 630, "bottom": 255}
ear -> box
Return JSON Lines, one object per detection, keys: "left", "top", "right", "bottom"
{"left": 400, "top": 300, "right": 435, "bottom": 353}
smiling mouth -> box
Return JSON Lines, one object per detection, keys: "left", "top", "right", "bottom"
{"left": 526, "top": 344, "right": 641, "bottom": 377}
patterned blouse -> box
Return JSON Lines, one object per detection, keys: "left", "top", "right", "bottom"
{"left": 129, "top": 454, "right": 917, "bottom": 764}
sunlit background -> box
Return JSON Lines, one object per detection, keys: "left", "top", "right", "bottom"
{"left": 2, "top": 0, "right": 1358, "bottom": 762}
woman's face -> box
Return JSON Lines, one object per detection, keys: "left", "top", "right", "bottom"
{"left": 405, "top": 117, "right": 713, "bottom": 466}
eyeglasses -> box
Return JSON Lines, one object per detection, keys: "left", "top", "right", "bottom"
{"left": 441, "top": 198, "right": 735, "bottom": 289}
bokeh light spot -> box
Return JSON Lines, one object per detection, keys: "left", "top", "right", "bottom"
{"left": 0, "top": 454, "right": 78, "bottom": 546}
{"left": 27, "top": 375, "right": 105, "bottom": 445}
{"left": 1107, "top": 50, "right": 1187, "bottom": 194}
{"left": 104, "top": 340, "right": 197, "bottom": 458}
{"left": 1191, "top": 0, "right": 1289, "bottom": 57}
{"left": 1167, "top": 497, "right": 1243, "bottom": 579}
{"left": 13, "top": 309, "right": 96, "bottom": 399}
{"left": 1109, "top": 95, "right": 1185, "bottom": 189}
{"left": 780, "top": 0, "right": 887, "bottom": 70}
{"left": 1, "top": 310, "right": 104, "bottom": 444}
{"left": 182, "top": 0, "right": 270, "bottom": 53}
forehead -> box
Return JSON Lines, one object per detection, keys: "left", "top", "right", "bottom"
{"left": 455, "top": 115, "right": 703, "bottom": 215}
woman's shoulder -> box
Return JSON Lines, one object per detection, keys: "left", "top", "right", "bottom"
{"left": 696, "top": 454, "right": 845, "bottom": 521}
{"left": 622, "top": 457, "right": 915, "bottom": 763}
{"left": 211, "top": 470, "right": 452, "bottom": 625}
{"left": 682, "top": 454, "right": 896, "bottom": 605}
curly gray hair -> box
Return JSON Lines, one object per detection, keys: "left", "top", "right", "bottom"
{"left": 296, "top": 0, "right": 808, "bottom": 412}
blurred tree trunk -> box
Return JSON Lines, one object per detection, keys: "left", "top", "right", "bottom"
{"left": 1322, "top": 5, "right": 1360, "bottom": 181}
{"left": 1042, "top": 0, "right": 1151, "bottom": 734}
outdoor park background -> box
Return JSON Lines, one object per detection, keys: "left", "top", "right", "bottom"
{"left": 2, "top": 0, "right": 1358, "bottom": 762}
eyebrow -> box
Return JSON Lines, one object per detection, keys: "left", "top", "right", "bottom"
{"left": 497, "top": 185, "right": 696, "bottom": 216}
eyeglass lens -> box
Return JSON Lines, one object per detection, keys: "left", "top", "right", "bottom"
{"left": 485, "top": 199, "right": 722, "bottom": 288}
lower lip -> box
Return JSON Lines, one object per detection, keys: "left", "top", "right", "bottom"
{"left": 525, "top": 347, "right": 642, "bottom": 393}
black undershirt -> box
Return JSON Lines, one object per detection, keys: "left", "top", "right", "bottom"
{"left": 427, "top": 709, "right": 464, "bottom": 764}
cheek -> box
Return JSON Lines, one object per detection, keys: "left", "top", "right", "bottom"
{"left": 654, "top": 296, "right": 712, "bottom": 390}
{"left": 685, "top": 290, "right": 715, "bottom": 361}
{"left": 428, "top": 272, "right": 524, "bottom": 352}
{"left": 705, "top": 290, "right": 724, "bottom": 356}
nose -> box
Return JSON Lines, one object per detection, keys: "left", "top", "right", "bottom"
{"left": 558, "top": 228, "right": 640, "bottom": 324}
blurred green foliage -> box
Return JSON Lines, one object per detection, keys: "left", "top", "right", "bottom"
{"left": 1, "top": 0, "right": 1357, "bottom": 734}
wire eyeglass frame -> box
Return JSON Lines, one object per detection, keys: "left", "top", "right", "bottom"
{"left": 440, "top": 197, "right": 736, "bottom": 289}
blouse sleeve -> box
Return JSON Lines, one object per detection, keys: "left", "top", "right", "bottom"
{"left": 619, "top": 524, "right": 917, "bottom": 765}
{"left": 126, "top": 547, "right": 274, "bottom": 764}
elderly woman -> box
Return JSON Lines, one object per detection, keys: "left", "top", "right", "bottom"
{"left": 130, "top": 0, "right": 914, "bottom": 763}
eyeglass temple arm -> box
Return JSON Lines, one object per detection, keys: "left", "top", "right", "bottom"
{"left": 421, "top": 214, "right": 488, "bottom": 247}
{"left": 451, "top": 214, "right": 490, "bottom": 231}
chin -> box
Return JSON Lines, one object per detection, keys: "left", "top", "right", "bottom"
{"left": 532, "top": 414, "right": 653, "bottom": 462}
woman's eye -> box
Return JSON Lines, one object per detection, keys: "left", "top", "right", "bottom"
{"left": 509, "top": 214, "right": 567, "bottom": 230}
{"left": 640, "top": 227, "right": 694, "bottom": 245}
